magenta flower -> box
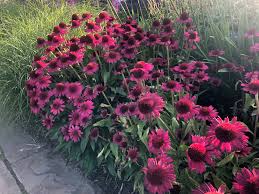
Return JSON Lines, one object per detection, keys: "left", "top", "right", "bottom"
{"left": 68, "top": 125, "right": 83, "bottom": 142}
{"left": 242, "top": 79, "right": 259, "bottom": 95}
{"left": 65, "top": 82, "right": 83, "bottom": 99}
{"left": 127, "top": 147, "right": 139, "bottom": 163}
{"left": 208, "top": 117, "right": 249, "bottom": 153}
{"left": 83, "top": 62, "right": 99, "bottom": 75}
{"left": 115, "top": 103, "right": 129, "bottom": 116}
{"left": 196, "top": 106, "right": 218, "bottom": 122}
{"left": 137, "top": 92, "right": 165, "bottom": 120}
{"left": 162, "top": 80, "right": 182, "bottom": 93}
{"left": 60, "top": 125, "right": 70, "bottom": 142}
{"left": 192, "top": 183, "right": 226, "bottom": 194}
{"left": 187, "top": 136, "right": 221, "bottom": 174}
{"left": 50, "top": 98, "right": 65, "bottom": 115}
{"left": 42, "top": 115, "right": 54, "bottom": 129}
{"left": 175, "top": 94, "right": 198, "bottom": 121}
{"left": 233, "top": 167, "right": 259, "bottom": 194}
{"left": 148, "top": 129, "right": 171, "bottom": 155}
{"left": 143, "top": 155, "right": 176, "bottom": 194}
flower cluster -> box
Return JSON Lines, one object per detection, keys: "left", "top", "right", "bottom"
{"left": 26, "top": 11, "right": 258, "bottom": 194}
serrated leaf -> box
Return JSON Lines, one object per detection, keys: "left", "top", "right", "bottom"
{"left": 216, "top": 152, "right": 234, "bottom": 167}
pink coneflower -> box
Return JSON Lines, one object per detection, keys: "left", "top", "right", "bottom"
{"left": 233, "top": 167, "right": 259, "bottom": 194}
{"left": 196, "top": 106, "right": 218, "bottom": 122}
{"left": 121, "top": 47, "right": 137, "bottom": 59}
{"left": 177, "top": 12, "right": 193, "bottom": 24}
{"left": 34, "top": 60, "right": 48, "bottom": 70}
{"left": 67, "top": 51, "right": 84, "bottom": 65}
{"left": 29, "top": 69, "right": 42, "bottom": 80}
{"left": 187, "top": 136, "right": 221, "bottom": 174}
{"left": 79, "top": 34, "right": 96, "bottom": 47}
{"left": 162, "top": 80, "right": 182, "bottom": 93}
{"left": 65, "top": 82, "right": 83, "bottom": 99}
{"left": 101, "top": 35, "right": 115, "bottom": 48}
{"left": 242, "top": 79, "right": 259, "bottom": 95}
{"left": 78, "top": 100, "right": 94, "bottom": 116}
{"left": 162, "top": 18, "right": 172, "bottom": 26}
{"left": 192, "top": 183, "right": 226, "bottom": 194}
{"left": 130, "top": 68, "right": 149, "bottom": 82}
{"left": 134, "top": 61, "right": 154, "bottom": 72}
{"left": 50, "top": 98, "right": 65, "bottom": 115}
{"left": 60, "top": 125, "right": 70, "bottom": 142}
{"left": 71, "top": 20, "right": 81, "bottom": 28}
{"left": 47, "top": 59, "right": 60, "bottom": 72}
{"left": 194, "top": 71, "right": 209, "bottom": 82}
{"left": 98, "top": 11, "right": 110, "bottom": 22}
{"left": 137, "top": 93, "right": 165, "bottom": 120}
{"left": 151, "top": 70, "right": 164, "bottom": 80}
{"left": 36, "top": 37, "right": 45, "bottom": 48}
{"left": 90, "top": 127, "right": 99, "bottom": 140}
{"left": 127, "top": 147, "right": 139, "bottom": 162}
{"left": 35, "top": 75, "right": 52, "bottom": 89}
{"left": 171, "top": 62, "right": 193, "bottom": 73}
{"left": 37, "top": 90, "right": 51, "bottom": 106}
{"left": 83, "top": 61, "right": 99, "bottom": 75}
{"left": 42, "top": 115, "right": 54, "bottom": 129}
{"left": 151, "top": 58, "right": 167, "bottom": 67}
{"left": 152, "top": 20, "right": 160, "bottom": 28}
{"left": 191, "top": 61, "right": 208, "bottom": 71}
{"left": 85, "top": 21, "right": 101, "bottom": 33}
{"left": 53, "top": 82, "right": 67, "bottom": 97}
{"left": 143, "top": 155, "right": 176, "bottom": 194}
{"left": 148, "top": 129, "right": 171, "bottom": 155}
{"left": 159, "top": 35, "right": 171, "bottom": 46}
{"left": 128, "top": 102, "right": 139, "bottom": 116}
{"left": 114, "top": 63, "right": 127, "bottom": 75}
{"left": 94, "top": 84, "right": 105, "bottom": 94}
{"left": 208, "top": 49, "right": 224, "bottom": 57}
{"left": 175, "top": 94, "right": 197, "bottom": 121}
{"left": 184, "top": 30, "right": 200, "bottom": 43}
{"left": 104, "top": 51, "right": 121, "bottom": 63}
{"left": 53, "top": 25, "right": 67, "bottom": 35}
{"left": 147, "top": 34, "right": 159, "bottom": 46}
{"left": 68, "top": 125, "right": 83, "bottom": 142}
{"left": 115, "top": 103, "right": 129, "bottom": 116}
{"left": 82, "top": 12, "right": 92, "bottom": 20}
{"left": 30, "top": 99, "right": 42, "bottom": 114}
{"left": 113, "top": 131, "right": 124, "bottom": 145}
{"left": 208, "top": 117, "right": 249, "bottom": 153}
{"left": 82, "top": 86, "right": 98, "bottom": 100}
{"left": 69, "top": 110, "right": 82, "bottom": 126}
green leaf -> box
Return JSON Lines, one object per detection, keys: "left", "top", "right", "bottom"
{"left": 216, "top": 152, "right": 234, "bottom": 167}
{"left": 80, "top": 127, "right": 91, "bottom": 153}
{"left": 93, "top": 118, "right": 112, "bottom": 127}
{"left": 212, "top": 173, "right": 227, "bottom": 189}
{"left": 110, "top": 143, "right": 118, "bottom": 158}
{"left": 97, "top": 145, "right": 108, "bottom": 158}
{"left": 107, "top": 158, "right": 116, "bottom": 176}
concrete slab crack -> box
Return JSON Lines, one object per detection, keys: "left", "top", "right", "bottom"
{"left": 0, "top": 145, "right": 29, "bottom": 194}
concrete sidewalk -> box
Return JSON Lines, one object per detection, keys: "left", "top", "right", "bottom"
{"left": 0, "top": 123, "right": 102, "bottom": 194}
